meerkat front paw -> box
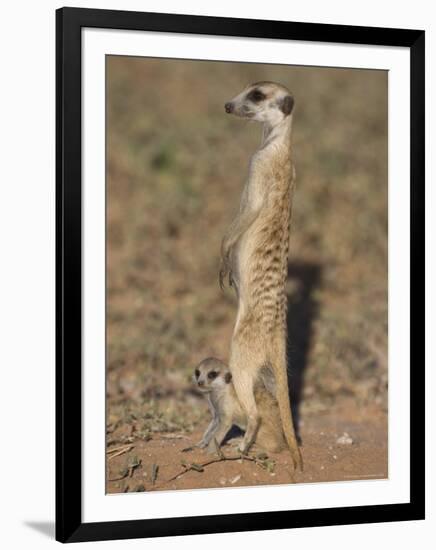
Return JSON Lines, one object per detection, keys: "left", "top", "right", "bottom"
{"left": 219, "top": 258, "right": 231, "bottom": 290}
{"left": 219, "top": 239, "right": 233, "bottom": 290}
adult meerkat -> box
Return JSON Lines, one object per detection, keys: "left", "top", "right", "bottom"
{"left": 220, "top": 81, "right": 302, "bottom": 470}
{"left": 193, "top": 357, "right": 285, "bottom": 453}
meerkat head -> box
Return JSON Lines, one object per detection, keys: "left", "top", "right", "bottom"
{"left": 193, "top": 357, "right": 232, "bottom": 394}
{"left": 224, "top": 81, "right": 294, "bottom": 126}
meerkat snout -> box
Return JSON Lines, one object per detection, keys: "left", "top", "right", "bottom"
{"left": 224, "top": 102, "right": 234, "bottom": 114}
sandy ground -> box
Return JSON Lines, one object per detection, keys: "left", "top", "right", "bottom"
{"left": 107, "top": 400, "right": 387, "bottom": 493}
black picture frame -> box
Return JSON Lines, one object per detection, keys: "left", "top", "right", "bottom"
{"left": 56, "top": 7, "right": 425, "bottom": 543}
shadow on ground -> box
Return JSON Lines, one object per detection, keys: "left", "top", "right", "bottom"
{"left": 286, "top": 261, "right": 322, "bottom": 439}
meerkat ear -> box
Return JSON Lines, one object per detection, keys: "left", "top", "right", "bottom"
{"left": 280, "top": 95, "right": 294, "bottom": 116}
{"left": 224, "top": 372, "right": 232, "bottom": 384}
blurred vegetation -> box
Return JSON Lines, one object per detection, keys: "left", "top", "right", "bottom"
{"left": 106, "top": 56, "right": 387, "bottom": 438}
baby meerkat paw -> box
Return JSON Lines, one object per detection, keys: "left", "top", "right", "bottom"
{"left": 182, "top": 440, "right": 206, "bottom": 452}
{"left": 205, "top": 442, "right": 220, "bottom": 455}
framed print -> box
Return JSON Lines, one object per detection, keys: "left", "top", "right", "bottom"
{"left": 56, "top": 7, "right": 425, "bottom": 543}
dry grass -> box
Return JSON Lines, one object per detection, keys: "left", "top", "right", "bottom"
{"left": 106, "top": 57, "right": 388, "bottom": 448}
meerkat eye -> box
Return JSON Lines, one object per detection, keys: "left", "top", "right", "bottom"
{"left": 247, "top": 89, "right": 266, "bottom": 102}
{"left": 194, "top": 369, "right": 200, "bottom": 378}
{"left": 207, "top": 370, "right": 218, "bottom": 380}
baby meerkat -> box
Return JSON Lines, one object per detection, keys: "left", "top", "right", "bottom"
{"left": 193, "top": 357, "right": 285, "bottom": 453}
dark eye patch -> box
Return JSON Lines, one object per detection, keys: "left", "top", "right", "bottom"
{"left": 207, "top": 370, "right": 218, "bottom": 380}
{"left": 194, "top": 369, "right": 200, "bottom": 378}
{"left": 247, "top": 89, "right": 266, "bottom": 103}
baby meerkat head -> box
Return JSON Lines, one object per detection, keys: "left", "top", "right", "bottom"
{"left": 224, "top": 81, "right": 294, "bottom": 126}
{"left": 193, "top": 357, "right": 232, "bottom": 393}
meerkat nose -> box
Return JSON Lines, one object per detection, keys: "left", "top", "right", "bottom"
{"left": 198, "top": 380, "right": 205, "bottom": 387}
{"left": 225, "top": 102, "right": 234, "bottom": 114}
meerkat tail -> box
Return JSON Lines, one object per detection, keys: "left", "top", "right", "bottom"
{"left": 272, "top": 354, "right": 303, "bottom": 471}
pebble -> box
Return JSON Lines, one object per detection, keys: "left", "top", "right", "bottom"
{"left": 336, "top": 432, "right": 353, "bottom": 445}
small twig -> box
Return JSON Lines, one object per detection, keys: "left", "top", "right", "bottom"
{"left": 151, "top": 464, "right": 159, "bottom": 485}
{"left": 158, "top": 434, "right": 190, "bottom": 441}
{"left": 107, "top": 446, "right": 134, "bottom": 460}
{"left": 108, "top": 472, "right": 128, "bottom": 482}
{"left": 108, "top": 457, "right": 141, "bottom": 483}
{"left": 165, "top": 452, "right": 257, "bottom": 484}
{"left": 127, "top": 456, "right": 142, "bottom": 477}
{"left": 107, "top": 444, "right": 134, "bottom": 454}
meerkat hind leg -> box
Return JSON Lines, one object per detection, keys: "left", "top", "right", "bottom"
{"left": 205, "top": 416, "right": 234, "bottom": 454}
{"left": 195, "top": 417, "right": 219, "bottom": 449}
{"left": 231, "top": 368, "right": 260, "bottom": 454}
